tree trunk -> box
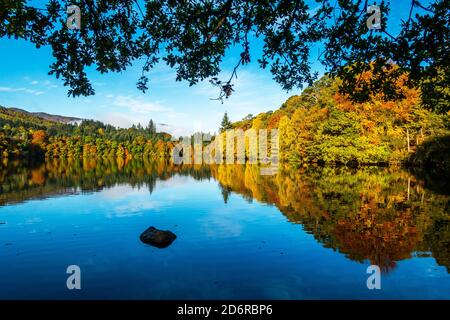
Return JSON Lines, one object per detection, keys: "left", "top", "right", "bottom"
{"left": 407, "top": 177, "right": 411, "bottom": 201}
{"left": 406, "top": 129, "right": 410, "bottom": 152}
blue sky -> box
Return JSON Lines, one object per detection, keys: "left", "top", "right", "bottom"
{"left": 0, "top": 0, "right": 424, "bottom": 136}
{"left": 0, "top": 36, "right": 301, "bottom": 136}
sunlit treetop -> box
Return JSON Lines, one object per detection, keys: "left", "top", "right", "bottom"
{"left": 0, "top": 0, "right": 448, "bottom": 113}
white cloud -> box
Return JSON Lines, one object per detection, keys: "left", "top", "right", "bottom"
{"left": 109, "top": 199, "right": 163, "bottom": 217}
{"left": 96, "top": 111, "right": 192, "bottom": 136}
{"left": 113, "top": 95, "right": 167, "bottom": 114}
{"left": 193, "top": 70, "right": 291, "bottom": 119}
{"left": 0, "top": 87, "right": 15, "bottom": 92}
{"left": 98, "top": 112, "right": 138, "bottom": 128}
{"left": 23, "top": 79, "right": 59, "bottom": 90}
{"left": 101, "top": 95, "right": 187, "bottom": 132}
{"left": 0, "top": 86, "right": 45, "bottom": 95}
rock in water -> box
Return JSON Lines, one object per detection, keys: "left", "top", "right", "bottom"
{"left": 139, "top": 226, "right": 177, "bottom": 248}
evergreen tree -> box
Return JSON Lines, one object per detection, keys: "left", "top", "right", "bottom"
{"left": 147, "top": 119, "right": 156, "bottom": 135}
{"left": 220, "top": 112, "right": 233, "bottom": 133}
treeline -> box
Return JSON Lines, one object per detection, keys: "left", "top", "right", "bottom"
{"left": 0, "top": 107, "right": 173, "bottom": 160}
{"left": 2, "top": 66, "right": 450, "bottom": 168}
{"left": 228, "top": 70, "right": 450, "bottom": 167}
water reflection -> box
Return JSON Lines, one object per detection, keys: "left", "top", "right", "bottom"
{"left": 0, "top": 158, "right": 449, "bottom": 273}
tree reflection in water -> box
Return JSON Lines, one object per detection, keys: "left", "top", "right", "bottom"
{"left": 0, "top": 158, "right": 449, "bottom": 273}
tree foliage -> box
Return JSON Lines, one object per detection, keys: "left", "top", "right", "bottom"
{"left": 219, "top": 112, "right": 232, "bottom": 132}
{"left": 1, "top": 0, "right": 448, "bottom": 112}
{"left": 228, "top": 72, "right": 450, "bottom": 166}
{"left": 0, "top": 106, "right": 173, "bottom": 160}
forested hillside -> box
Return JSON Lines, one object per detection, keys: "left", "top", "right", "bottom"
{"left": 0, "top": 106, "right": 173, "bottom": 160}
{"left": 229, "top": 71, "right": 450, "bottom": 169}
{"left": 8, "top": 107, "right": 81, "bottom": 124}
{"left": 2, "top": 67, "right": 450, "bottom": 171}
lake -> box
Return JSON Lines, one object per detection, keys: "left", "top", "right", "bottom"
{"left": 0, "top": 159, "right": 449, "bottom": 299}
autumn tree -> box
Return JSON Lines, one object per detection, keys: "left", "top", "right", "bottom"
{"left": 31, "top": 130, "right": 47, "bottom": 146}
{"left": 0, "top": 106, "right": 174, "bottom": 161}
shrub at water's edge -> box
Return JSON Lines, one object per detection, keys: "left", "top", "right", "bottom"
{"left": 409, "top": 135, "right": 450, "bottom": 175}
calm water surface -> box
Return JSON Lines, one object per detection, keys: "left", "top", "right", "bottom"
{"left": 0, "top": 159, "right": 449, "bottom": 299}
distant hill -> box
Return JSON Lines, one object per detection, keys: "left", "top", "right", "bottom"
{"left": 0, "top": 104, "right": 173, "bottom": 161}
{"left": 7, "top": 107, "right": 82, "bottom": 124}
{"left": 1, "top": 105, "right": 73, "bottom": 131}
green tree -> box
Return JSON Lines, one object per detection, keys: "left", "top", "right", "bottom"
{"left": 0, "top": 105, "right": 174, "bottom": 161}
{"left": 220, "top": 112, "right": 233, "bottom": 133}
{"left": 147, "top": 119, "right": 156, "bottom": 135}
